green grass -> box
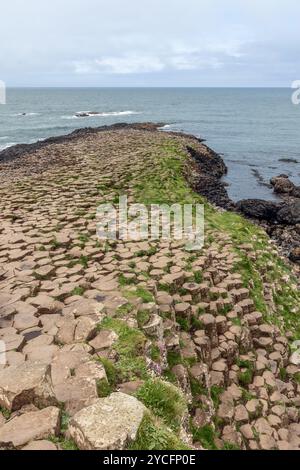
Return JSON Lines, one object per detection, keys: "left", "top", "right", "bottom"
{"left": 124, "top": 286, "right": 154, "bottom": 304}
{"left": 129, "top": 413, "right": 189, "bottom": 451}
{"left": 96, "top": 357, "right": 118, "bottom": 387}
{"left": 150, "top": 344, "right": 161, "bottom": 362}
{"left": 96, "top": 378, "right": 112, "bottom": 398}
{"left": 49, "top": 435, "right": 79, "bottom": 451}
{"left": 77, "top": 255, "right": 90, "bottom": 269}
{"left": 70, "top": 286, "right": 85, "bottom": 296}
{"left": 0, "top": 407, "right": 11, "bottom": 420}
{"left": 137, "top": 309, "right": 151, "bottom": 327}
{"left": 191, "top": 424, "right": 219, "bottom": 450}
{"left": 210, "top": 386, "right": 225, "bottom": 409}
{"left": 136, "top": 379, "right": 187, "bottom": 433}
{"left": 167, "top": 350, "right": 182, "bottom": 369}
{"left": 116, "top": 302, "right": 134, "bottom": 317}
{"left": 119, "top": 274, "right": 136, "bottom": 286}
{"left": 99, "top": 318, "right": 148, "bottom": 381}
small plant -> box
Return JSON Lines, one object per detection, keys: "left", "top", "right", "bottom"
{"left": 279, "top": 367, "right": 287, "bottom": 381}
{"left": 100, "top": 318, "right": 148, "bottom": 381}
{"left": 50, "top": 238, "right": 61, "bottom": 249}
{"left": 167, "top": 351, "right": 182, "bottom": 369}
{"left": 137, "top": 309, "right": 151, "bottom": 327}
{"left": 71, "top": 286, "right": 85, "bottom": 296}
{"left": 294, "top": 372, "right": 300, "bottom": 384}
{"left": 119, "top": 274, "right": 136, "bottom": 286}
{"left": 116, "top": 302, "right": 134, "bottom": 317}
{"left": 0, "top": 407, "right": 11, "bottom": 420}
{"left": 96, "top": 357, "right": 118, "bottom": 387}
{"left": 150, "top": 344, "right": 161, "bottom": 362}
{"left": 136, "top": 379, "right": 187, "bottom": 433}
{"left": 194, "top": 271, "right": 203, "bottom": 283}
{"left": 191, "top": 424, "right": 218, "bottom": 450}
{"left": 78, "top": 233, "right": 90, "bottom": 244}
{"left": 129, "top": 414, "right": 189, "bottom": 451}
{"left": 176, "top": 316, "right": 190, "bottom": 332}
{"left": 97, "top": 378, "right": 112, "bottom": 398}
{"left": 222, "top": 442, "right": 241, "bottom": 451}
{"left": 210, "top": 386, "right": 224, "bottom": 409}
{"left": 135, "top": 287, "right": 154, "bottom": 303}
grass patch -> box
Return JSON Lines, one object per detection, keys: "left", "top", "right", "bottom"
{"left": 0, "top": 407, "right": 11, "bottom": 420}
{"left": 70, "top": 286, "right": 85, "bottom": 296}
{"left": 191, "top": 424, "right": 218, "bottom": 450}
{"left": 96, "top": 357, "right": 118, "bottom": 387}
{"left": 136, "top": 379, "right": 187, "bottom": 433}
{"left": 137, "top": 309, "right": 151, "bottom": 327}
{"left": 99, "top": 318, "right": 148, "bottom": 381}
{"left": 129, "top": 413, "right": 189, "bottom": 451}
{"left": 97, "top": 378, "right": 112, "bottom": 398}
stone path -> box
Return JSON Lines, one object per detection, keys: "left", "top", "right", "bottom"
{"left": 0, "top": 127, "right": 299, "bottom": 450}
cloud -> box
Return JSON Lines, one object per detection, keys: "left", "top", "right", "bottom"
{"left": 87, "top": 56, "right": 164, "bottom": 74}
{"left": 1, "top": 0, "right": 299, "bottom": 86}
{"left": 72, "top": 40, "right": 245, "bottom": 75}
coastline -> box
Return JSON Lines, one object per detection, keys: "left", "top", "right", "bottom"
{"left": 0, "top": 123, "right": 300, "bottom": 450}
{"left": 1, "top": 122, "right": 299, "bottom": 264}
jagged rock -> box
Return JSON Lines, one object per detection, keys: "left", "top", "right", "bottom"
{"left": 68, "top": 393, "right": 146, "bottom": 450}
{"left": 0, "top": 362, "right": 56, "bottom": 411}
{"left": 0, "top": 407, "right": 60, "bottom": 448}
{"left": 277, "top": 201, "right": 300, "bottom": 225}
{"left": 270, "top": 175, "right": 296, "bottom": 195}
{"left": 89, "top": 329, "right": 118, "bottom": 352}
{"left": 237, "top": 199, "right": 281, "bottom": 221}
{"left": 289, "top": 247, "right": 300, "bottom": 263}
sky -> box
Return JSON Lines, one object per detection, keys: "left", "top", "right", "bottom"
{"left": 0, "top": 0, "right": 299, "bottom": 87}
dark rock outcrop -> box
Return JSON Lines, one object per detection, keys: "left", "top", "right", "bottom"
{"left": 187, "top": 145, "right": 227, "bottom": 179}
{"left": 187, "top": 145, "right": 233, "bottom": 209}
{"left": 236, "top": 199, "right": 281, "bottom": 222}
{"left": 277, "top": 201, "right": 300, "bottom": 225}
{"left": 270, "top": 174, "right": 300, "bottom": 198}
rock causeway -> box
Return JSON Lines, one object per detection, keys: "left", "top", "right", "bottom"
{"left": 0, "top": 123, "right": 300, "bottom": 451}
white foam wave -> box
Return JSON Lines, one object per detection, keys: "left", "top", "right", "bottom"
{"left": 65, "top": 110, "right": 142, "bottom": 119}
{"left": 0, "top": 142, "right": 17, "bottom": 151}
{"left": 14, "top": 112, "right": 39, "bottom": 117}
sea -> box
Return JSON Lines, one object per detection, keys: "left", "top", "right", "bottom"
{"left": 0, "top": 87, "right": 299, "bottom": 202}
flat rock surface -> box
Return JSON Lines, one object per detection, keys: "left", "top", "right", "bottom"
{"left": 68, "top": 393, "right": 146, "bottom": 450}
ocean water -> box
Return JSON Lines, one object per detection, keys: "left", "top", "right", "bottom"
{"left": 0, "top": 87, "right": 300, "bottom": 201}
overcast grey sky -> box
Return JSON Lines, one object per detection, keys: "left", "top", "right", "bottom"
{"left": 0, "top": 0, "right": 299, "bottom": 87}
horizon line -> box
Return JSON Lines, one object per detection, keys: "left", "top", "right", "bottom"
{"left": 5, "top": 85, "right": 293, "bottom": 89}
